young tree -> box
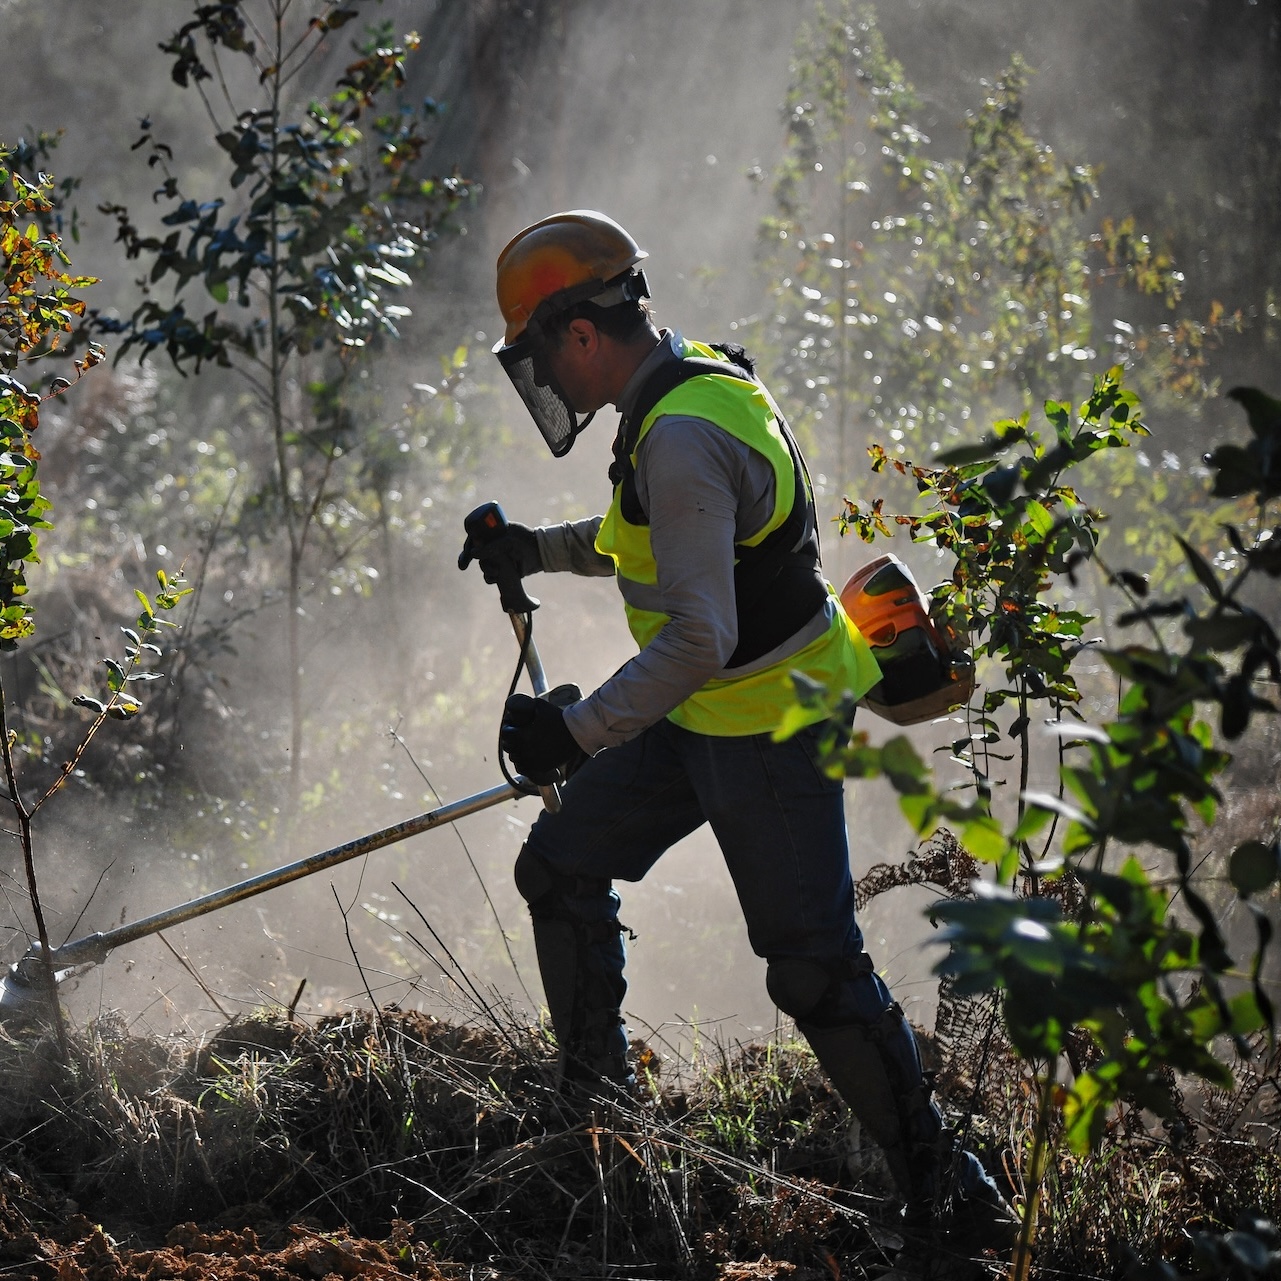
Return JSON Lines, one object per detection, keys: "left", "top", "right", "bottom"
{"left": 95, "top": 1, "right": 472, "bottom": 840}
{"left": 754, "top": 3, "right": 1237, "bottom": 493}
{"left": 1, "top": 142, "right": 189, "bottom": 1053}
{"left": 816, "top": 373, "right": 1279, "bottom": 1272}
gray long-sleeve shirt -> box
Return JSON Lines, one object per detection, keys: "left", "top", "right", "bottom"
{"left": 533, "top": 331, "right": 826, "bottom": 755}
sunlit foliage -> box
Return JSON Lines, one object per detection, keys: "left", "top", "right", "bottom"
{"left": 88, "top": 1, "right": 475, "bottom": 833}
{"left": 808, "top": 375, "right": 1280, "bottom": 1273}
{"left": 753, "top": 3, "right": 1239, "bottom": 488}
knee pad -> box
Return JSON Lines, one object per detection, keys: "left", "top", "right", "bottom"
{"left": 514, "top": 843, "right": 613, "bottom": 921}
{"left": 514, "top": 843, "right": 558, "bottom": 911}
{"left": 766, "top": 957, "right": 836, "bottom": 1021}
{"left": 767, "top": 953, "right": 885, "bottom": 1027}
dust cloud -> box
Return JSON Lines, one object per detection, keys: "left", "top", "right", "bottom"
{"left": 3, "top": 0, "right": 1274, "bottom": 1059}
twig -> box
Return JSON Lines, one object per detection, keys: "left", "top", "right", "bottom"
{"left": 387, "top": 721, "right": 534, "bottom": 1007}
{"left": 0, "top": 670, "right": 70, "bottom": 1065}
{"left": 58, "top": 858, "right": 115, "bottom": 947}
{"left": 392, "top": 883, "right": 524, "bottom": 1051}
{"left": 332, "top": 883, "right": 386, "bottom": 1039}
{"left": 156, "top": 931, "right": 232, "bottom": 1019}
{"left": 162, "top": 474, "right": 237, "bottom": 760}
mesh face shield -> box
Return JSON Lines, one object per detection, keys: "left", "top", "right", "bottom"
{"left": 493, "top": 333, "right": 595, "bottom": 458}
{"left": 493, "top": 268, "right": 648, "bottom": 458}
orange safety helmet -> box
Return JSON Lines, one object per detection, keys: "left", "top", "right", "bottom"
{"left": 495, "top": 210, "right": 649, "bottom": 346}
{"left": 492, "top": 210, "right": 650, "bottom": 457}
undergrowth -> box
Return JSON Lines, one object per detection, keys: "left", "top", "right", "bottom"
{"left": 0, "top": 847, "right": 1277, "bottom": 1281}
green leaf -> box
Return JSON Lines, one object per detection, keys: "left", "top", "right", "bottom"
{"left": 1044, "top": 399, "right": 1072, "bottom": 444}
{"left": 878, "top": 735, "right": 933, "bottom": 797}
{"left": 1011, "top": 804, "right": 1054, "bottom": 843}
{"left": 1022, "top": 499, "right": 1054, "bottom": 539}
{"left": 1043, "top": 720, "right": 1110, "bottom": 746}
{"left": 1227, "top": 385, "right": 1281, "bottom": 442}
{"left": 1226, "top": 988, "right": 1265, "bottom": 1036}
{"left": 1000, "top": 916, "right": 1064, "bottom": 974}
{"left": 1174, "top": 535, "right": 1223, "bottom": 602}
{"left": 1229, "top": 840, "right": 1280, "bottom": 898}
{"left": 1022, "top": 790, "right": 1093, "bottom": 827}
{"left": 1184, "top": 998, "right": 1228, "bottom": 1042}
{"left": 773, "top": 702, "right": 816, "bottom": 741}
{"left": 207, "top": 278, "right": 229, "bottom": 304}
{"left": 996, "top": 842, "right": 1020, "bottom": 884}
{"left": 959, "top": 815, "right": 1009, "bottom": 864}
{"left": 898, "top": 791, "right": 937, "bottom": 835}
{"left": 310, "top": 6, "right": 359, "bottom": 32}
{"left": 934, "top": 438, "right": 1005, "bottom": 466}
{"left": 1063, "top": 820, "right": 1097, "bottom": 855}
{"left": 1184, "top": 612, "right": 1259, "bottom": 652}
{"left": 981, "top": 465, "right": 1019, "bottom": 505}
{"left": 1063, "top": 1071, "right": 1109, "bottom": 1155}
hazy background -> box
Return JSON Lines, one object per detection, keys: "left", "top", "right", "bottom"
{"left": 1, "top": 0, "right": 1276, "bottom": 1063}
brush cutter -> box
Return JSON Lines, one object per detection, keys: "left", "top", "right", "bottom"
{"left": 0, "top": 502, "right": 570, "bottom": 1023}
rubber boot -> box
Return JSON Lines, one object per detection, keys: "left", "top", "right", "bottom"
{"left": 527, "top": 909, "right": 633, "bottom": 1093}
{"left": 799, "top": 1011, "right": 943, "bottom": 1206}
{"left": 946, "top": 1147, "right": 1021, "bottom": 1260}
{"left": 516, "top": 847, "right": 634, "bottom": 1095}
{"left": 801, "top": 1011, "right": 1019, "bottom": 1261}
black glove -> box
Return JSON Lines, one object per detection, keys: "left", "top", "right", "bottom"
{"left": 457, "top": 522, "right": 542, "bottom": 584}
{"left": 500, "top": 693, "right": 584, "bottom": 785}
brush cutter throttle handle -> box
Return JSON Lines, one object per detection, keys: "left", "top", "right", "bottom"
{"left": 460, "top": 502, "right": 565, "bottom": 813}
{"left": 459, "top": 501, "right": 539, "bottom": 615}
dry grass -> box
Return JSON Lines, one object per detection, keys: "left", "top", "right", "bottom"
{"left": 0, "top": 1008, "right": 899, "bottom": 1280}
{"left": 0, "top": 838, "right": 1277, "bottom": 1279}
{"left": 1, "top": 994, "right": 1276, "bottom": 1281}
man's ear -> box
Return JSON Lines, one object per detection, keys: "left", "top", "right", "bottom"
{"left": 564, "top": 316, "right": 600, "bottom": 352}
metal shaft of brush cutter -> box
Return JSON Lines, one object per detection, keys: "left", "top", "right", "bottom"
{"left": 0, "top": 778, "right": 532, "bottom": 1016}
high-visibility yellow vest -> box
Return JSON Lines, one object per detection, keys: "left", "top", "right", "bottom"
{"left": 595, "top": 339, "right": 881, "bottom": 736}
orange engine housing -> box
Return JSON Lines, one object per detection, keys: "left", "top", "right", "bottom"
{"left": 839, "top": 554, "right": 975, "bottom": 725}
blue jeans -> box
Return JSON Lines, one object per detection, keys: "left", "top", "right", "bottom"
{"left": 519, "top": 716, "right": 1005, "bottom": 1213}
{"left": 517, "top": 714, "right": 881, "bottom": 1078}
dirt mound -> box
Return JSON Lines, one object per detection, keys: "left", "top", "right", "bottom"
{"left": 1, "top": 999, "right": 1276, "bottom": 1280}
{"left": 0, "top": 1009, "right": 880, "bottom": 1279}
{"left": 2, "top": 1215, "right": 459, "bottom": 1281}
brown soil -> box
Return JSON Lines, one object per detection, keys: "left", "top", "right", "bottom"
{"left": 0, "top": 1214, "right": 461, "bottom": 1281}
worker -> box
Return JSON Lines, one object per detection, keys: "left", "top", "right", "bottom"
{"left": 460, "top": 209, "right": 1013, "bottom": 1234}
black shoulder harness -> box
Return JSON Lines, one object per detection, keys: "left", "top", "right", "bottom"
{"left": 608, "top": 343, "right": 829, "bottom": 670}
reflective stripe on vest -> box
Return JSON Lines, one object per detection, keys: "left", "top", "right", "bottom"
{"left": 595, "top": 338, "right": 881, "bottom": 736}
